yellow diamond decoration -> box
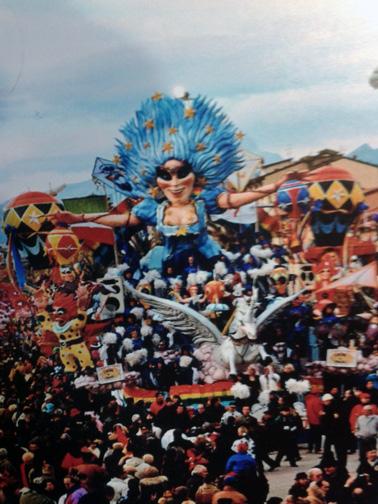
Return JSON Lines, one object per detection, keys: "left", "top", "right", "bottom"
{"left": 169, "top": 127, "right": 178, "bottom": 135}
{"left": 326, "top": 180, "right": 349, "bottom": 209}
{"left": 349, "top": 183, "right": 364, "bottom": 206}
{"left": 3, "top": 208, "right": 21, "bottom": 230}
{"left": 22, "top": 204, "right": 44, "bottom": 232}
{"left": 196, "top": 143, "right": 206, "bottom": 152}
{"left": 308, "top": 182, "right": 325, "bottom": 201}
{"left": 49, "top": 203, "right": 62, "bottom": 216}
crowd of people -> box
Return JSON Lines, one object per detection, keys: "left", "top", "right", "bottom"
{"left": 0, "top": 230, "right": 377, "bottom": 503}
{"left": 0, "top": 331, "right": 378, "bottom": 503}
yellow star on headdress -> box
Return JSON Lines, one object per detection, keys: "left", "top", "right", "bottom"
{"left": 168, "top": 127, "right": 178, "bottom": 135}
{"left": 143, "top": 142, "right": 151, "bottom": 149}
{"left": 144, "top": 119, "right": 155, "bottom": 130}
{"left": 162, "top": 142, "right": 173, "bottom": 153}
{"left": 196, "top": 143, "right": 206, "bottom": 152}
{"left": 149, "top": 187, "right": 160, "bottom": 198}
{"left": 175, "top": 226, "right": 188, "bottom": 236}
{"left": 124, "top": 141, "right": 133, "bottom": 151}
{"left": 151, "top": 92, "right": 163, "bottom": 101}
{"left": 213, "top": 154, "right": 222, "bottom": 164}
{"left": 235, "top": 131, "right": 245, "bottom": 141}
{"left": 112, "top": 154, "right": 121, "bottom": 164}
{"left": 205, "top": 125, "right": 214, "bottom": 135}
{"left": 184, "top": 107, "right": 196, "bottom": 119}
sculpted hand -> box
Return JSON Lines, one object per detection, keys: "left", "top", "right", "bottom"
{"left": 47, "top": 211, "right": 83, "bottom": 225}
{"left": 276, "top": 169, "right": 310, "bottom": 187}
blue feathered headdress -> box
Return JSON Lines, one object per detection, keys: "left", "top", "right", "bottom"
{"left": 93, "top": 93, "right": 244, "bottom": 198}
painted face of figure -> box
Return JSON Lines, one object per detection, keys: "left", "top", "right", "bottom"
{"left": 52, "top": 293, "right": 77, "bottom": 325}
{"left": 156, "top": 159, "right": 195, "bottom": 205}
{"left": 270, "top": 266, "right": 289, "bottom": 295}
{"left": 188, "top": 285, "right": 199, "bottom": 296}
{"left": 59, "top": 265, "right": 76, "bottom": 283}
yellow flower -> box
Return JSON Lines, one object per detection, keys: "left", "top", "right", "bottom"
{"left": 149, "top": 187, "right": 160, "bottom": 198}
{"left": 175, "top": 226, "right": 188, "bottom": 236}
{"left": 184, "top": 107, "right": 195, "bottom": 119}
{"left": 144, "top": 119, "right": 155, "bottom": 130}
{"left": 151, "top": 92, "right": 163, "bottom": 101}
{"left": 162, "top": 142, "right": 173, "bottom": 153}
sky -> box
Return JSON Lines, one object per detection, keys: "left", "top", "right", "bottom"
{"left": 0, "top": 0, "right": 378, "bottom": 201}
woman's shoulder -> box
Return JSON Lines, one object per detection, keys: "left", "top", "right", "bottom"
{"left": 131, "top": 197, "right": 158, "bottom": 224}
{"left": 195, "top": 186, "right": 225, "bottom": 214}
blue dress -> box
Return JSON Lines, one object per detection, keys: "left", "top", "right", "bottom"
{"left": 132, "top": 187, "right": 225, "bottom": 269}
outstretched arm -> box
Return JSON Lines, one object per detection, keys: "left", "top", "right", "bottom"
{"left": 49, "top": 211, "right": 141, "bottom": 228}
{"left": 217, "top": 170, "right": 307, "bottom": 210}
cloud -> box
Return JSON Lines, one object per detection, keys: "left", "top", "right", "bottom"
{"left": 0, "top": 0, "right": 378, "bottom": 201}
{"left": 1, "top": 163, "right": 91, "bottom": 204}
{"left": 218, "top": 81, "right": 378, "bottom": 156}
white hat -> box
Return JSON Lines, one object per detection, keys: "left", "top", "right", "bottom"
{"left": 322, "top": 393, "right": 333, "bottom": 402}
{"left": 115, "top": 326, "right": 126, "bottom": 336}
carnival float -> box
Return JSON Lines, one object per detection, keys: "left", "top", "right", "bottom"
{"left": 0, "top": 92, "right": 376, "bottom": 398}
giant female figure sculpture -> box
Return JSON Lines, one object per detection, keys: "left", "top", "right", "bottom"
{"left": 54, "top": 94, "right": 302, "bottom": 271}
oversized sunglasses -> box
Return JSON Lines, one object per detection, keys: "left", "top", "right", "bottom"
{"left": 156, "top": 164, "right": 192, "bottom": 181}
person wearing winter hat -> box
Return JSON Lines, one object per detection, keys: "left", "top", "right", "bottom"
{"left": 274, "top": 406, "right": 301, "bottom": 468}
{"left": 288, "top": 472, "right": 309, "bottom": 500}
{"left": 321, "top": 393, "right": 333, "bottom": 403}
{"left": 320, "top": 393, "right": 349, "bottom": 469}
{"left": 320, "top": 454, "right": 348, "bottom": 503}
{"left": 224, "top": 439, "right": 257, "bottom": 501}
